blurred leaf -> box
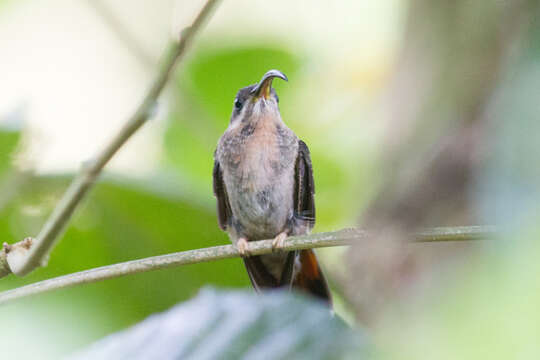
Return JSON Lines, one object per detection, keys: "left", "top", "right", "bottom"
{"left": 179, "top": 44, "right": 300, "bottom": 121}
{"left": 0, "top": 128, "right": 20, "bottom": 176}
{"left": 0, "top": 176, "right": 249, "bottom": 357}
{"left": 69, "top": 288, "right": 363, "bottom": 360}
{"left": 310, "top": 152, "right": 350, "bottom": 229}
{"left": 163, "top": 44, "right": 300, "bottom": 196}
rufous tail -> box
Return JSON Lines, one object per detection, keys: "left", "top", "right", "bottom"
{"left": 293, "top": 249, "right": 332, "bottom": 305}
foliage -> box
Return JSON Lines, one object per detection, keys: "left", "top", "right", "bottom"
{"left": 0, "top": 173, "right": 254, "bottom": 356}
{"left": 2, "top": 1, "right": 540, "bottom": 359}
{"left": 0, "top": 128, "right": 19, "bottom": 176}
{"left": 70, "top": 289, "right": 363, "bottom": 360}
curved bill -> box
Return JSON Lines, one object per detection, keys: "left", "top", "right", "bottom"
{"left": 251, "top": 69, "right": 288, "bottom": 99}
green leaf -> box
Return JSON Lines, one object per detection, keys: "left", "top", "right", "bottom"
{"left": 180, "top": 44, "right": 300, "bottom": 121}
{"left": 0, "top": 176, "right": 249, "bottom": 356}
{"left": 70, "top": 288, "right": 364, "bottom": 360}
{"left": 0, "top": 128, "right": 20, "bottom": 176}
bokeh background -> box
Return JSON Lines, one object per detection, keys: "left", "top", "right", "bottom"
{"left": 1, "top": 0, "right": 540, "bottom": 358}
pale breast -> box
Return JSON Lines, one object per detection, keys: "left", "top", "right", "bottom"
{"left": 218, "top": 118, "right": 298, "bottom": 240}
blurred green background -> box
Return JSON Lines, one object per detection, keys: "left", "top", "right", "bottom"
{"left": 1, "top": 0, "right": 540, "bottom": 359}
{"left": 0, "top": 1, "right": 380, "bottom": 357}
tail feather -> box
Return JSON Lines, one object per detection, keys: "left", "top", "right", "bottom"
{"left": 243, "top": 251, "right": 296, "bottom": 290}
{"left": 243, "top": 249, "right": 332, "bottom": 306}
{"left": 293, "top": 249, "right": 332, "bottom": 304}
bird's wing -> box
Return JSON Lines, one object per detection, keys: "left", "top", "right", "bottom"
{"left": 212, "top": 158, "right": 232, "bottom": 230}
{"left": 294, "top": 140, "right": 316, "bottom": 229}
{"left": 292, "top": 140, "right": 332, "bottom": 304}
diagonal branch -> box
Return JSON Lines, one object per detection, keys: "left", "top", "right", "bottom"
{"left": 0, "top": 0, "right": 221, "bottom": 278}
{"left": 0, "top": 226, "right": 495, "bottom": 305}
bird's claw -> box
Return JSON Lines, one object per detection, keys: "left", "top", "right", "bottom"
{"left": 272, "top": 232, "right": 287, "bottom": 252}
{"left": 236, "top": 238, "right": 250, "bottom": 257}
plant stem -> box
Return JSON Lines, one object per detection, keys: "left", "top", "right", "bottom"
{"left": 0, "top": 225, "right": 495, "bottom": 305}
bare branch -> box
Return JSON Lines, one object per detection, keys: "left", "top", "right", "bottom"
{"left": 1, "top": 0, "right": 221, "bottom": 278}
{"left": 0, "top": 226, "right": 495, "bottom": 305}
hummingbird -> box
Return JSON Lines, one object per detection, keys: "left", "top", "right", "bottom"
{"left": 213, "top": 69, "right": 331, "bottom": 304}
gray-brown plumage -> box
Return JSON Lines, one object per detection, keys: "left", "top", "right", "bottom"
{"left": 213, "top": 70, "right": 331, "bottom": 303}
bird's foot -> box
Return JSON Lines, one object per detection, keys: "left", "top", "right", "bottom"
{"left": 236, "top": 237, "right": 250, "bottom": 257}
{"left": 272, "top": 232, "right": 288, "bottom": 252}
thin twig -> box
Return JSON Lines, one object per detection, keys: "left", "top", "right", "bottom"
{"left": 0, "top": 226, "right": 496, "bottom": 305}
{"left": 0, "top": 0, "right": 221, "bottom": 278}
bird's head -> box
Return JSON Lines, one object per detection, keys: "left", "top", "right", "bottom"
{"left": 229, "top": 69, "right": 288, "bottom": 125}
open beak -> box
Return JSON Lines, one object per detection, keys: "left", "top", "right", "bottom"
{"left": 251, "top": 69, "right": 288, "bottom": 99}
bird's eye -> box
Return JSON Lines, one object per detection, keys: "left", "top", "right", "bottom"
{"left": 234, "top": 99, "right": 243, "bottom": 110}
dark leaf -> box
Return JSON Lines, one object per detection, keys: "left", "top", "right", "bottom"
{"left": 69, "top": 288, "right": 364, "bottom": 360}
